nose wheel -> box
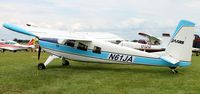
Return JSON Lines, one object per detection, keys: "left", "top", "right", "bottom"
{"left": 38, "top": 63, "right": 46, "bottom": 70}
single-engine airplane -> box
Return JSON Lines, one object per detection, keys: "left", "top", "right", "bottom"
{"left": 0, "top": 40, "right": 34, "bottom": 52}
{"left": 119, "top": 32, "right": 171, "bottom": 52}
{"left": 3, "top": 20, "right": 195, "bottom": 73}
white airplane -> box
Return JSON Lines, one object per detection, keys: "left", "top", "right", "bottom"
{"left": 0, "top": 40, "right": 28, "bottom": 52}
{"left": 12, "top": 39, "right": 35, "bottom": 49}
{"left": 119, "top": 32, "right": 171, "bottom": 52}
{"left": 3, "top": 20, "right": 195, "bottom": 73}
{"left": 0, "top": 39, "right": 35, "bottom": 52}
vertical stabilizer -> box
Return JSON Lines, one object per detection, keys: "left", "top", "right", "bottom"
{"left": 165, "top": 20, "right": 195, "bottom": 62}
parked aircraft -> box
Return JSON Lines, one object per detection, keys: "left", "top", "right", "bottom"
{"left": 0, "top": 39, "right": 35, "bottom": 52}
{"left": 119, "top": 32, "right": 171, "bottom": 52}
{"left": 3, "top": 20, "right": 195, "bottom": 73}
{"left": 193, "top": 34, "right": 200, "bottom": 56}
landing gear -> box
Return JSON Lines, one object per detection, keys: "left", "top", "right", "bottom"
{"left": 62, "top": 59, "right": 70, "bottom": 66}
{"left": 37, "top": 55, "right": 58, "bottom": 70}
{"left": 196, "top": 52, "right": 199, "bottom": 56}
{"left": 38, "top": 63, "right": 46, "bottom": 70}
{"left": 2, "top": 49, "right": 5, "bottom": 53}
{"left": 169, "top": 67, "right": 178, "bottom": 74}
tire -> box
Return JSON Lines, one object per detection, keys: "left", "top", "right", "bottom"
{"left": 62, "top": 60, "right": 69, "bottom": 66}
{"left": 38, "top": 63, "right": 46, "bottom": 70}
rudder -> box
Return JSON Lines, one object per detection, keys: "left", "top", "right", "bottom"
{"left": 165, "top": 20, "right": 195, "bottom": 62}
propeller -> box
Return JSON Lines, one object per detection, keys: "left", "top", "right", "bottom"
{"left": 38, "top": 45, "right": 41, "bottom": 61}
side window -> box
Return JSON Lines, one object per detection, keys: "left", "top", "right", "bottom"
{"left": 93, "top": 46, "right": 101, "bottom": 54}
{"left": 65, "top": 40, "right": 75, "bottom": 47}
{"left": 77, "top": 43, "right": 88, "bottom": 51}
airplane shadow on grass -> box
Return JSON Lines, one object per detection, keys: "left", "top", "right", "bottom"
{"left": 44, "top": 62, "right": 189, "bottom": 75}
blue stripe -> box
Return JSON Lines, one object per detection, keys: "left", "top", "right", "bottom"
{"left": 134, "top": 57, "right": 191, "bottom": 67}
{"left": 39, "top": 40, "right": 191, "bottom": 67}
{"left": 39, "top": 41, "right": 109, "bottom": 59}
{"left": 172, "top": 20, "right": 195, "bottom": 38}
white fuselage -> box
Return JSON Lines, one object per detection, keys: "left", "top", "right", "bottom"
{"left": 40, "top": 39, "right": 160, "bottom": 64}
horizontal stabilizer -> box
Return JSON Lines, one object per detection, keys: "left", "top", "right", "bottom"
{"left": 160, "top": 55, "right": 179, "bottom": 64}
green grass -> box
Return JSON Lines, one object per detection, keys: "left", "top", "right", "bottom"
{"left": 0, "top": 52, "right": 200, "bottom": 94}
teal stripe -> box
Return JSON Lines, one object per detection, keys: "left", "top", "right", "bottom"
{"left": 39, "top": 41, "right": 109, "bottom": 59}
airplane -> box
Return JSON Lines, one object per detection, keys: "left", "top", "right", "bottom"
{"left": 12, "top": 39, "right": 35, "bottom": 49}
{"left": 119, "top": 32, "right": 171, "bottom": 52}
{"left": 0, "top": 39, "right": 35, "bottom": 52}
{"left": 3, "top": 20, "right": 195, "bottom": 73}
{"left": 193, "top": 34, "right": 200, "bottom": 56}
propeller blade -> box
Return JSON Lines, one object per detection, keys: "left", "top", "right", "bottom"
{"left": 38, "top": 46, "right": 41, "bottom": 60}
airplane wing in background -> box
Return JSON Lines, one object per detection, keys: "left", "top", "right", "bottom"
{"left": 138, "top": 32, "right": 161, "bottom": 41}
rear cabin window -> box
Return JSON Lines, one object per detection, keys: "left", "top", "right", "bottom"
{"left": 77, "top": 43, "right": 88, "bottom": 51}
{"left": 93, "top": 46, "right": 101, "bottom": 54}
{"left": 65, "top": 40, "right": 75, "bottom": 47}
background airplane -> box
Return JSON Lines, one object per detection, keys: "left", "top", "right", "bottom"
{"left": 193, "top": 34, "right": 200, "bottom": 56}
{"left": 0, "top": 39, "right": 35, "bottom": 52}
{"left": 119, "top": 32, "right": 171, "bottom": 52}
{"left": 3, "top": 20, "right": 195, "bottom": 74}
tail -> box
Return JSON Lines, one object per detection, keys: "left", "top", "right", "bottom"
{"left": 160, "top": 33, "right": 171, "bottom": 48}
{"left": 28, "top": 38, "right": 35, "bottom": 45}
{"left": 161, "top": 20, "right": 195, "bottom": 64}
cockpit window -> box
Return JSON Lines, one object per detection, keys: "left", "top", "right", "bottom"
{"left": 65, "top": 40, "right": 75, "bottom": 47}
{"left": 93, "top": 46, "right": 101, "bottom": 54}
{"left": 77, "top": 42, "right": 88, "bottom": 51}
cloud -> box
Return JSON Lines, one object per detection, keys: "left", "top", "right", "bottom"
{"left": 120, "top": 17, "right": 146, "bottom": 28}
{"left": 0, "top": 0, "right": 200, "bottom": 40}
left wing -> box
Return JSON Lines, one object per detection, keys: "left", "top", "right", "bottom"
{"left": 3, "top": 23, "right": 124, "bottom": 42}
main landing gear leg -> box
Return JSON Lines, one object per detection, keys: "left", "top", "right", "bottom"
{"left": 169, "top": 67, "right": 178, "bottom": 74}
{"left": 38, "top": 55, "right": 58, "bottom": 70}
{"left": 62, "top": 58, "right": 70, "bottom": 66}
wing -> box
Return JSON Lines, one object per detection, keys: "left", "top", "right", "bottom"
{"left": 3, "top": 23, "right": 124, "bottom": 42}
{"left": 138, "top": 32, "right": 161, "bottom": 41}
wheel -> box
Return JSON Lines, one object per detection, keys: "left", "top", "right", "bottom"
{"left": 13, "top": 50, "right": 17, "bottom": 53}
{"left": 171, "top": 69, "right": 178, "bottom": 74}
{"left": 169, "top": 67, "right": 178, "bottom": 74}
{"left": 196, "top": 52, "right": 199, "bottom": 56}
{"left": 2, "top": 49, "right": 5, "bottom": 53}
{"left": 25, "top": 49, "right": 28, "bottom": 52}
{"left": 62, "top": 60, "right": 69, "bottom": 66}
{"left": 38, "top": 63, "right": 46, "bottom": 70}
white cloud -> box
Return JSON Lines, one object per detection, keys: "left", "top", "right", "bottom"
{"left": 0, "top": 0, "right": 200, "bottom": 40}
{"left": 121, "top": 17, "right": 146, "bottom": 28}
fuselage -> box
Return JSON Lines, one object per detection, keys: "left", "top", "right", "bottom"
{"left": 39, "top": 38, "right": 190, "bottom": 67}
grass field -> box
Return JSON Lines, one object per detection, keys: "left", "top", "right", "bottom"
{"left": 0, "top": 52, "right": 200, "bottom": 94}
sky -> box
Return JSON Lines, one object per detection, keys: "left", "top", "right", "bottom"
{"left": 0, "top": 0, "right": 200, "bottom": 40}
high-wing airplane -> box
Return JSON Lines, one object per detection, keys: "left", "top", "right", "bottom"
{"left": 0, "top": 40, "right": 27, "bottom": 52}
{"left": 0, "top": 39, "right": 35, "bottom": 52}
{"left": 12, "top": 39, "right": 35, "bottom": 49}
{"left": 3, "top": 20, "right": 195, "bottom": 73}
{"left": 119, "top": 32, "right": 171, "bottom": 52}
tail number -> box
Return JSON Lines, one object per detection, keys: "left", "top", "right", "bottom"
{"left": 108, "top": 53, "right": 134, "bottom": 63}
{"left": 171, "top": 39, "right": 184, "bottom": 44}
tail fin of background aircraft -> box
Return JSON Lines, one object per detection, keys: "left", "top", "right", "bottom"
{"left": 160, "top": 33, "right": 171, "bottom": 48}
{"left": 164, "top": 20, "right": 195, "bottom": 63}
{"left": 28, "top": 38, "right": 35, "bottom": 45}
